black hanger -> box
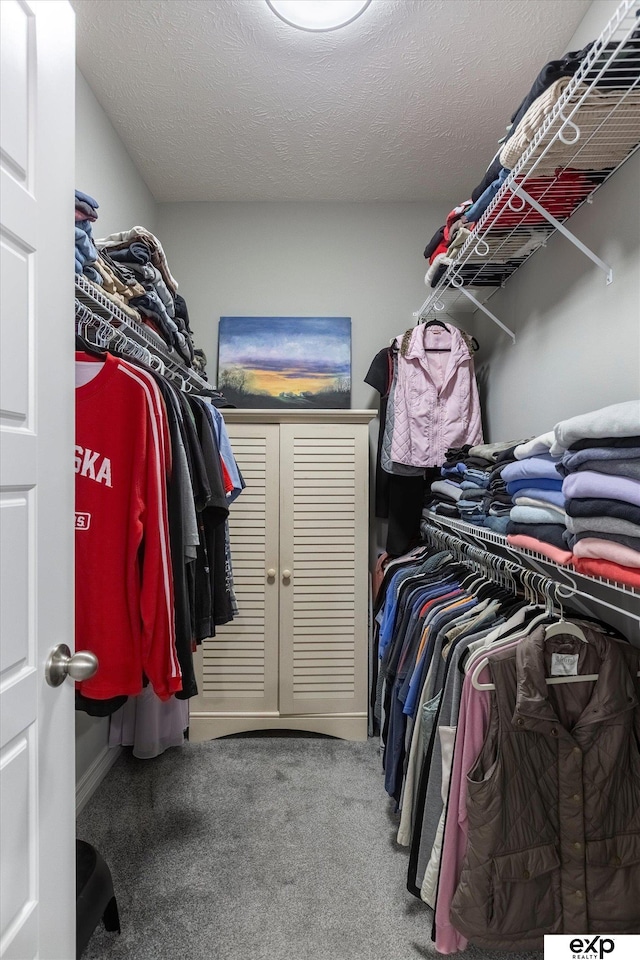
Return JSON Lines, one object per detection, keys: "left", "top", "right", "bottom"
{"left": 423, "top": 319, "right": 449, "bottom": 330}
{"left": 422, "top": 318, "right": 451, "bottom": 353}
{"left": 75, "top": 332, "right": 107, "bottom": 358}
{"left": 420, "top": 317, "right": 480, "bottom": 354}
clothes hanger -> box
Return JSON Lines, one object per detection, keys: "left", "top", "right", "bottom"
{"left": 471, "top": 577, "right": 640, "bottom": 690}
{"left": 75, "top": 332, "right": 106, "bottom": 358}
{"left": 468, "top": 576, "right": 557, "bottom": 690}
{"left": 419, "top": 314, "right": 480, "bottom": 353}
{"left": 422, "top": 318, "right": 449, "bottom": 330}
{"left": 421, "top": 318, "right": 451, "bottom": 353}
{"left": 75, "top": 311, "right": 108, "bottom": 359}
{"left": 543, "top": 598, "right": 588, "bottom": 643}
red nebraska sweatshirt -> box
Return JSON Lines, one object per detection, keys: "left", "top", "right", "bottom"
{"left": 75, "top": 352, "right": 181, "bottom": 700}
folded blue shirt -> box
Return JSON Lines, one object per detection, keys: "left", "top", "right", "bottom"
{"left": 75, "top": 188, "right": 99, "bottom": 209}
{"left": 506, "top": 477, "right": 564, "bottom": 495}
{"left": 502, "top": 454, "right": 562, "bottom": 484}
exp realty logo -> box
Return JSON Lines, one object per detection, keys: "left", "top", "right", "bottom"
{"left": 569, "top": 937, "right": 615, "bottom": 959}
{"left": 545, "top": 935, "right": 638, "bottom": 960}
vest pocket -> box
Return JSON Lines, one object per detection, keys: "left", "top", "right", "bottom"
{"left": 586, "top": 834, "right": 640, "bottom": 930}
{"left": 490, "top": 844, "right": 561, "bottom": 934}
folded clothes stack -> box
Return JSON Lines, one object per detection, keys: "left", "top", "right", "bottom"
{"left": 553, "top": 400, "right": 640, "bottom": 587}
{"left": 480, "top": 443, "right": 521, "bottom": 535}
{"left": 454, "top": 459, "right": 492, "bottom": 525}
{"left": 426, "top": 442, "right": 517, "bottom": 525}
{"left": 95, "top": 226, "right": 196, "bottom": 366}
{"left": 421, "top": 400, "right": 640, "bottom": 590}
{"left": 503, "top": 450, "right": 570, "bottom": 562}
{"left": 423, "top": 202, "right": 474, "bottom": 288}
{"left": 75, "top": 196, "right": 212, "bottom": 376}
{"left": 75, "top": 190, "right": 101, "bottom": 284}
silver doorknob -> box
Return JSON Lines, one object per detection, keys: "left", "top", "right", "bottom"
{"left": 267, "top": 568, "right": 276, "bottom": 579}
{"left": 282, "top": 569, "right": 292, "bottom": 581}
{"left": 45, "top": 643, "right": 99, "bottom": 687}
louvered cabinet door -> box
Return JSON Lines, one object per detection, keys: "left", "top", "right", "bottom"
{"left": 278, "top": 423, "right": 368, "bottom": 716}
{"left": 193, "top": 423, "right": 279, "bottom": 715}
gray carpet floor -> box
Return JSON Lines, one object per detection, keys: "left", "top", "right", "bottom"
{"left": 77, "top": 736, "right": 542, "bottom": 960}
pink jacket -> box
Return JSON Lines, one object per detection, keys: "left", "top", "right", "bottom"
{"left": 390, "top": 325, "right": 483, "bottom": 467}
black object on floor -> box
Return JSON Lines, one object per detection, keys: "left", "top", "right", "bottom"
{"left": 76, "top": 839, "right": 120, "bottom": 958}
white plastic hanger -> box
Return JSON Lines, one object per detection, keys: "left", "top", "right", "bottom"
{"left": 472, "top": 586, "right": 640, "bottom": 691}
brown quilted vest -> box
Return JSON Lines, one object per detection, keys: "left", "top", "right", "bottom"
{"left": 450, "top": 624, "right": 640, "bottom": 950}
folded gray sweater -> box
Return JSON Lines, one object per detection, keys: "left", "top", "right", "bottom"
{"left": 566, "top": 513, "right": 640, "bottom": 539}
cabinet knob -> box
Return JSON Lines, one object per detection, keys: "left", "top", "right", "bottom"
{"left": 267, "top": 568, "right": 276, "bottom": 579}
{"left": 282, "top": 569, "right": 292, "bottom": 581}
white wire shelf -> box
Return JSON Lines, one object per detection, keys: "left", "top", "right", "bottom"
{"left": 422, "top": 511, "right": 640, "bottom": 604}
{"left": 415, "top": 0, "right": 640, "bottom": 339}
{"left": 75, "top": 274, "right": 216, "bottom": 395}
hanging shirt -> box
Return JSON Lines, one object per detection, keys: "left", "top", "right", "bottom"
{"left": 390, "top": 325, "right": 483, "bottom": 468}
{"left": 75, "top": 352, "right": 181, "bottom": 700}
{"left": 205, "top": 403, "right": 245, "bottom": 504}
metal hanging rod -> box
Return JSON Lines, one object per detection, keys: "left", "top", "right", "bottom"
{"left": 76, "top": 300, "right": 158, "bottom": 362}
{"left": 422, "top": 513, "right": 640, "bottom": 626}
{"left": 75, "top": 276, "right": 217, "bottom": 396}
{"left": 422, "top": 522, "right": 573, "bottom": 610}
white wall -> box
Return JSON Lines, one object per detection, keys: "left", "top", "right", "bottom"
{"left": 75, "top": 68, "right": 158, "bottom": 790}
{"left": 156, "top": 200, "right": 441, "bottom": 561}
{"left": 566, "top": 0, "right": 621, "bottom": 50}
{"left": 155, "top": 200, "right": 440, "bottom": 407}
{"left": 75, "top": 68, "right": 157, "bottom": 237}
{"left": 470, "top": 0, "right": 640, "bottom": 441}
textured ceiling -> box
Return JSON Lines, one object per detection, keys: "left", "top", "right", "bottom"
{"left": 72, "top": 0, "right": 590, "bottom": 202}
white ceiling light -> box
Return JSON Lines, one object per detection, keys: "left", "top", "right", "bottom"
{"left": 266, "top": 0, "right": 371, "bottom": 33}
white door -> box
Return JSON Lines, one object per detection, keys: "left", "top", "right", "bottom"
{"left": 0, "top": 2, "right": 76, "bottom": 958}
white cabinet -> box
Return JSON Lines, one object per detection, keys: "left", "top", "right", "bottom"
{"left": 190, "top": 410, "right": 375, "bottom": 741}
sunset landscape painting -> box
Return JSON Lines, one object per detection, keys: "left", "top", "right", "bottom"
{"left": 217, "top": 317, "right": 351, "bottom": 408}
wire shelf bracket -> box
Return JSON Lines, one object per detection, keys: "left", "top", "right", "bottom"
{"left": 446, "top": 282, "right": 516, "bottom": 343}
{"left": 412, "top": 287, "right": 516, "bottom": 342}
{"left": 507, "top": 182, "right": 614, "bottom": 284}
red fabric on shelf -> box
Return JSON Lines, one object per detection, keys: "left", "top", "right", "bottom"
{"left": 482, "top": 170, "right": 594, "bottom": 228}
{"left": 573, "top": 556, "right": 640, "bottom": 589}
{"left": 429, "top": 238, "right": 450, "bottom": 264}
{"left": 506, "top": 533, "right": 574, "bottom": 566}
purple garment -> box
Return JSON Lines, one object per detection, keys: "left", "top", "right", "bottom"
{"left": 501, "top": 454, "right": 562, "bottom": 483}
{"left": 562, "top": 471, "right": 640, "bottom": 508}
{"left": 109, "top": 686, "right": 188, "bottom": 759}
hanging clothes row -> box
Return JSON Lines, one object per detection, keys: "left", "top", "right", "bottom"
{"left": 373, "top": 527, "right": 640, "bottom": 951}
{"left": 75, "top": 310, "right": 244, "bottom": 758}
{"left": 365, "top": 320, "right": 482, "bottom": 556}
